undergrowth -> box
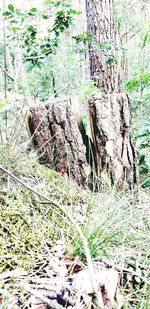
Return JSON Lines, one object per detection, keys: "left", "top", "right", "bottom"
{"left": 0, "top": 148, "right": 150, "bottom": 308}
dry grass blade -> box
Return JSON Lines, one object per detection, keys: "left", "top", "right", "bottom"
{"left": 0, "top": 164, "right": 104, "bottom": 308}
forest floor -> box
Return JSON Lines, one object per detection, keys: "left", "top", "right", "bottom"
{"left": 0, "top": 146, "right": 150, "bottom": 308}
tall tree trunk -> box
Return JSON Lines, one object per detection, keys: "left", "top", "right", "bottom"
{"left": 86, "top": 0, "right": 119, "bottom": 93}
{"left": 86, "top": 0, "right": 138, "bottom": 189}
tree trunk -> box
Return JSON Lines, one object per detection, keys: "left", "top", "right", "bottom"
{"left": 29, "top": 100, "right": 90, "bottom": 186}
{"left": 6, "top": 45, "right": 14, "bottom": 78}
{"left": 13, "top": 42, "right": 32, "bottom": 103}
{"left": 89, "top": 93, "right": 138, "bottom": 190}
{"left": 86, "top": 0, "right": 119, "bottom": 93}
{"left": 86, "top": 0, "right": 138, "bottom": 189}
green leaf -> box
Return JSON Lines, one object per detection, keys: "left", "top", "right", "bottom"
{"left": 2, "top": 11, "right": 12, "bottom": 17}
{"left": 142, "top": 177, "right": 150, "bottom": 187}
{"left": 42, "top": 15, "right": 49, "bottom": 19}
{"left": 12, "top": 27, "right": 20, "bottom": 33}
{"left": 0, "top": 98, "right": 10, "bottom": 112}
{"left": 68, "top": 9, "right": 81, "bottom": 15}
{"left": 98, "top": 41, "right": 111, "bottom": 51}
{"left": 8, "top": 4, "right": 14, "bottom": 13}
{"left": 125, "top": 78, "right": 140, "bottom": 92}
{"left": 44, "top": 0, "right": 55, "bottom": 5}
{"left": 82, "top": 115, "right": 92, "bottom": 139}
{"left": 30, "top": 7, "right": 38, "bottom": 14}
{"left": 106, "top": 55, "right": 116, "bottom": 65}
{"left": 145, "top": 156, "right": 150, "bottom": 168}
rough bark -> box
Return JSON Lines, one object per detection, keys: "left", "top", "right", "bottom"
{"left": 86, "top": 0, "right": 120, "bottom": 93}
{"left": 85, "top": 0, "right": 138, "bottom": 189}
{"left": 29, "top": 100, "right": 90, "bottom": 186}
{"left": 89, "top": 93, "right": 138, "bottom": 190}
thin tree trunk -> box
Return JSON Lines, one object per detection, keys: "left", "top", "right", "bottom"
{"left": 13, "top": 42, "right": 32, "bottom": 103}
{"left": 6, "top": 45, "right": 14, "bottom": 78}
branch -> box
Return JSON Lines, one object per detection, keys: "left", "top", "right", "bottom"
{"left": 0, "top": 164, "right": 104, "bottom": 309}
{"left": 129, "top": 29, "right": 140, "bottom": 40}
{"left": 0, "top": 64, "right": 14, "bottom": 81}
{"left": 121, "top": 29, "right": 140, "bottom": 41}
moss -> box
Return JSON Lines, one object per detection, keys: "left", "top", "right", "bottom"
{"left": 0, "top": 183, "right": 64, "bottom": 272}
{"left": 0, "top": 155, "right": 87, "bottom": 273}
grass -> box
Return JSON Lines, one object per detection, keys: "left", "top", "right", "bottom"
{"left": 0, "top": 143, "right": 150, "bottom": 307}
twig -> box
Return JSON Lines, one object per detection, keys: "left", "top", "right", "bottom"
{"left": 0, "top": 64, "right": 14, "bottom": 81}
{"left": 20, "top": 284, "right": 59, "bottom": 309}
{"left": 0, "top": 164, "right": 104, "bottom": 308}
{"left": 0, "top": 268, "right": 27, "bottom": 281}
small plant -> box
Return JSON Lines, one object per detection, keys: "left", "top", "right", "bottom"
{"left": 79, "top": 81, "right": 100, "bottom": 100}
{"left": 135, "top": 121, "right": 150, "bottom": 187}
{"left": 125, "top": 69, "right": 150, "bottom": 96}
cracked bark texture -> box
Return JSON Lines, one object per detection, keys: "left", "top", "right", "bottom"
{"left": 89, "top": 93, "right": 138, "bottom": 190}
{"left": 86, "top": 0, "right": 118, "bottom": 93}
{"left": 29, "top": 100, "right": 90, "bottom": 186}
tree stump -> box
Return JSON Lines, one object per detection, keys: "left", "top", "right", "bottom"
{"left": 25, "top": 94, "right": 138, "bottom": 190}
{"left": 29, "top": 100, "right": 90, "bottom": 186}
{"left": 88, "top": 93, "right": 138, "bottom": 190}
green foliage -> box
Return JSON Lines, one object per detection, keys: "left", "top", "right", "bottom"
{"left": 21, "top": 25, "right": 38, "bottom": 62}
{"left": 73, "top": 31, "right": 93, "bottom": 54}
{"left": 125, "top": 69, "right": 150, "bottom": 93}
{"left": 73, "top": 31, "right": 93, "bottom": 45}
{"left": 0, "top": 98, "right": 10, "bottom": 112}
{"left": 52, "top": 8, "right": 80, "bottom": 37}
{"left": 135, "top": 122, "right": 150, "bottom": 187}
{"left": 28, "top": 63, "right": 54, "bottom": 101}
{"left": 3, "top": 5, "right": 24, "bottom": 27}
{"left": 40, "top": 37, "right": 59, "bottom": 58}
{"left": 127, "top": 68, "right": 150, "bottom": 187}
{"left": 44, "top": 0, "right": 73, "bottom": 7}
{"left": 3, "top": 2, "right": 79, "bottom": 66}
{"left": 98, "top": 41, "right": 112, "bottom": 51}
{"left": 106, "top": 55, "right": 117, "bottom": 65}
{"left": 96, "top": 41, "right": 117, "bottom": 66}
{"left": 79, "top": 81, "right": 100, "bottom": 99}
{"left": 131, "top": 93, "right": 150, "bottom": 115}
{"left": 141, "top": 20, "right": 150, "bottom": 49}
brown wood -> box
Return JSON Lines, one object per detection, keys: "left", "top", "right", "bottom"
{"left": 86, "top": 0, "right": 138, "bottom": 190}
{"left": 29, "top": 100, "right": 91, "bottom": 186}
{"left": 88, "top": 93, "right": 138, "bottom": 190}
{"left": 86, "top": 0, "right": 120, "bottom": 93}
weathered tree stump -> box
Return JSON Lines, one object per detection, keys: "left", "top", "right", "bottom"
{"left": 24, "top": 94, "right": 138, "bottom": 190}
{"left": 88, "top": 93, "right": 138, "bottom": 190}
{"left": 29, "top": 100, "right": 90, "bottom": 186}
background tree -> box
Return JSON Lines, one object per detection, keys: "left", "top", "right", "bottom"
{"left": 86, "top": 0, "right": 120, "bottom": 93}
